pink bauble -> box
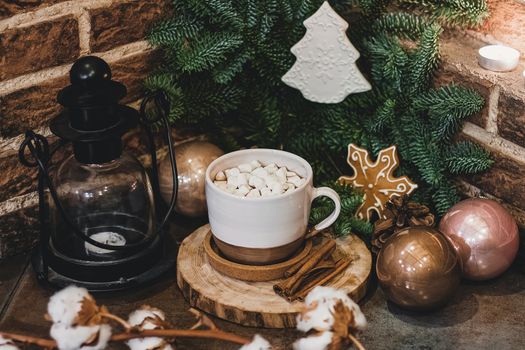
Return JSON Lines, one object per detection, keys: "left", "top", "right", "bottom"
{"left": 439, "top": 198, "right": 519, "bottom": 280}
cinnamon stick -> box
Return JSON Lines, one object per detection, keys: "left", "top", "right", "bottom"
{"left": 274, "top": 239, "right": 336, "bottom": 296}
{"left": 284, "top": 242, "right": 335, "bottom": 278}
{"left": 290, "top": 258, "right": 352, "bottom": 302}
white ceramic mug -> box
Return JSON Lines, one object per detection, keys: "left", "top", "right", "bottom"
{"left": 205, "top": 149, "right": 341, "bottom": 264}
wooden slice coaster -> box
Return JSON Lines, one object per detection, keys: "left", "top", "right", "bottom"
{"left": 204, "top": 232, "right": 313, "bottom": 282}
{"left": 177, "top": 224, "right": 372, "bottom": 328}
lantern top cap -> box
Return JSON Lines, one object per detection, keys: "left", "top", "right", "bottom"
{"left": 70, "top": 56, "right": 112, "bottom": 87}
{"left": 57, "top": 55, "right": 126, "bottom": 108}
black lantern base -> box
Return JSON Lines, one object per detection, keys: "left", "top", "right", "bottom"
{"left": 31, "top": 234, "right": 177, "bottom": 292}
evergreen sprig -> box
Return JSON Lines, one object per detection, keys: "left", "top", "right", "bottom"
{"left": 147, "top": 0, "right": 491, "bottom": 238}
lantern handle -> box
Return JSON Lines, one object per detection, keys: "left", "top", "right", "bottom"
{"left": 19, "top": 131, "right": 156, "bottom": 251}
{"left": 139, "top": 91, "right": 178, "bottom": 231}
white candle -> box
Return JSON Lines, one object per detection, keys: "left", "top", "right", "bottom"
{"left": 478, "top": 45, "right": 520, "bottom": 72}
{"left": 85, "top": 231, "right": 126, "bottom": 254}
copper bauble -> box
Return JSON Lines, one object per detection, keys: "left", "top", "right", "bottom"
{"left": 159, "top": 141, "right": 223, "bottom": 217}
{"left": 439, "top": 198, "right": 519, "bottom": 281}
{"left": 376, "top": 227, "right": 461, "bottom": 311}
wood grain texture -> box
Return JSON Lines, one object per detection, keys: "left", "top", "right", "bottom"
{"left": 177, "top": 224, "right": 372, "bottom": 328}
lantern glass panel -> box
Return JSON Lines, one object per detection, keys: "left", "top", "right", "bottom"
{"left": 49, "top": 152, "right": 155, "bottom": 260}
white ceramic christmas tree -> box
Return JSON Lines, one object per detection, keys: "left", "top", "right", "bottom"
{"left": 282, "top": 1, "right": 371, "bottom": 104}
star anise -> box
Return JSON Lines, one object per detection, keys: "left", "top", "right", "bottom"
{"left": 372, "top": 195, "right": 435, "bottom": 254}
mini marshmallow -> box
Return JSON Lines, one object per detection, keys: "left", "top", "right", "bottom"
{"left": 286, "top": 183, "right": 296, "bottom": 190}
{"left": 250, "top": 160, "right": 262, "bottom": 169}
{"left": 235, "top": 185, "right": 251, "bottom": 197}
{"left": 215, "top": 171, "right": 226, "bottom": 181}
{"left": 252, "top": 167, "right": 268, "bottom": 179}
{"left": 225, "top": 167, "right": 240, "bottom": 178}
{"left": 260, "top": 188, "right": 273, "bottom": 197}
{"left": 264, "top": 163, "right": 278, "bottom": 174}
{"left": 288, "top": 175, "right": 304, "bottom": 187}
{"left": 275, "top": 167, "right": 287, "bottom": 183}
{"left": 249, "top": 175, "right": 266, "bottom": 189}
{"left": 268, "top": 182, "right": 284, "bottom": 194}
{"left": 238, "top": 163, "right": 253, "bottom": 173}
{"left": 286, "top": 171, "right": 297, "bottom": 177}
{"left": 246, "top": 189, "right": 261, "bottom": 198}
{"left": 228, "top": 173, "right": 248, "bottom": 187}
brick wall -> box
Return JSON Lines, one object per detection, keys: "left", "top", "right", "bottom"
{"left": 0, "top": 0, "right": 170, "bottom": 257}
{"left": 1, "top": 0, "right": 524, "bottom": 259}
{"left": 438, "top": 1, "right": 525, "bottom": 251}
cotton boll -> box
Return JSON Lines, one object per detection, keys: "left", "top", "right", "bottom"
{"left": 127, "top": 306, "right": 171, "bottom": 350}
{"left": 128, "top": 306, "right": 166, "bottom": 330}
{"left": 50, "top": 323, "right": 111, "bottom": 350}
{"left": 293, "top": 332, "right": 333, "bottom": 350}
{"left": 296, "top": 286, "right": 366, "bottom": 333}
{"left": 239, "top": 335, "right": 272, "bottom": 350}
{"left": 0, "top": 336, "right": 20, "bottom": 350}
{"left": 127, "top": 338, "right": 173, "bottom": 350}
{"left": 47, "top": 286, "right": 91, "bottom": 326}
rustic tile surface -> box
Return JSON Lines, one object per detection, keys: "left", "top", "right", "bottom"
{"left": 0, "top": 217, "right": 523, "bottom": 349}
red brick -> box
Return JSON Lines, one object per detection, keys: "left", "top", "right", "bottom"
{"left": 0, "top": 1, "right": 65, "bottom": 19}
{"left": 90, "top": 0, "right": 170, "bottom": 52}
{"left": 0, "top": 75, "right": 69, "bottom": 138}
{"left": 478, "top": 0, "right": 525, "bottom": 54}
{"left": 0, "top": 139, "right": 70, "bottom": 203}
{"left": 0, "top": 205, "right": 38, "bottom": 258}
{"left": 0, "top": 16, "right": 79, "bottom": 80}
{"left": 461, "top": 135, "right": 525, "bottom": 210}
{"left": 111, "top": 49, "right": 162, "bottom": 103}
{"left": 435, "top": 66, "right": 492, "bottom": 129}
{"left": 497, "top": 91, "right": 525, "bottom": 148}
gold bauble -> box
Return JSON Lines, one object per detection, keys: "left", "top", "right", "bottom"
{"left": 376, "top": 226, "right": 461, "bottom": 311}
{"left": 159, "top": 141, "right": 223, "bottom": 217}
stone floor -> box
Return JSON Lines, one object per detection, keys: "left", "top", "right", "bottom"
{"left": 0, "top": 217, "right": 523, "bottom": 350}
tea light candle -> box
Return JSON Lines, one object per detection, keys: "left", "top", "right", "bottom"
{"left": 478, "top": 45, "right": 520, "bottom": 72}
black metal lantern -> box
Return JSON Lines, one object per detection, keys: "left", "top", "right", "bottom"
{"left": 18, "top": 56, "right": 178, "bottom": 291}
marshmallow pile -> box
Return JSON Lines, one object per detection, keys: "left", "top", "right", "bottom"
{"left": 214, "top": 160, "right": 304, "bottom": 197}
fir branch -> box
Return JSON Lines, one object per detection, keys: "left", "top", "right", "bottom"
{"left": 147, "top": 16, "right": 202, "bottom": 46}
{"left": 446, "top": 141, "right": 493, "bottom": 174}
{"left": 177, "top": 32, "right": 244, "bottom": 72}
{"left": 398, "top": 0, "right": 489, "bottom": 27}
{"left": 373, "top": 12, "right": 430, "bottom": 40}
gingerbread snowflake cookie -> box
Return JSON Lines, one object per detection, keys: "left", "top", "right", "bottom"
{"left": 338, "top": 144, "right": 417, "bottom": 222}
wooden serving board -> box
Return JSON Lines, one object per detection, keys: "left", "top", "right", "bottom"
{"left": 176, "top": 224, "right": 372, "bottom": 328}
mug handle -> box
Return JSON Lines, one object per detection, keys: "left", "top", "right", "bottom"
{"left": 311, "top": 187, "right": 341, "bottom": 232}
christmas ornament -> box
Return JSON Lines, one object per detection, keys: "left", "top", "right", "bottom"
{"left": 159, "top": 141, "right": 223, "bottom": 217}
{"left": 372, "top": 195, "right": 435, "bottom": 254}
{"left": 376, "top": 227, "right": 461, "bottom": 311}
{"left": 338, "top": 144, "right": 418, "bottom": 222}
{"left": 439, "top": 198, "right": 519, "bottom": 281}
{"left": 281, "top": 1, "right": 371, "bottom": 103}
